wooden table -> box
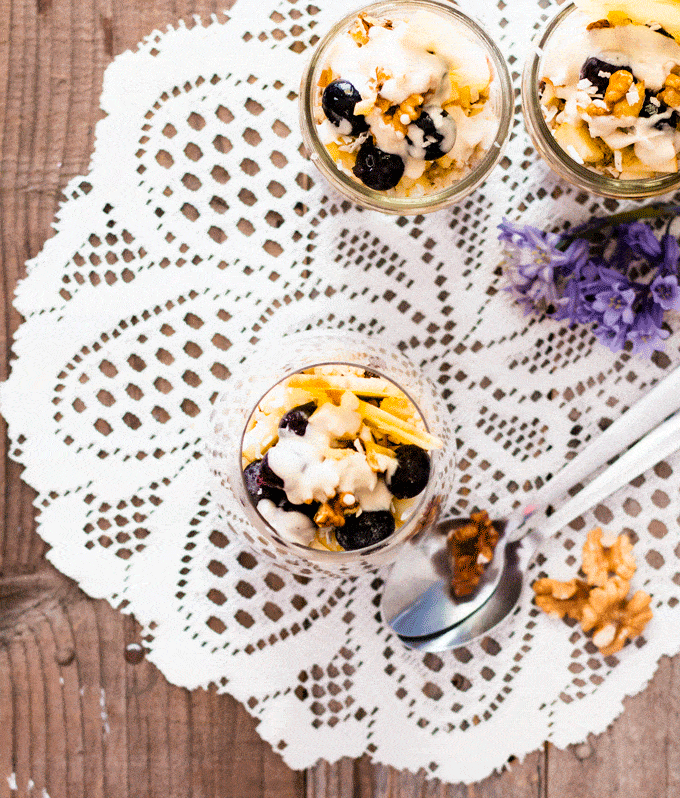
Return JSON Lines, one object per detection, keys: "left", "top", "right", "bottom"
{"left": 1, "top": 1, "right": 679, "bottom": 795}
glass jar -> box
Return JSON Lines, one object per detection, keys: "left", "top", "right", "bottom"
{"left": 207, "top": 330, "right": 455, "bottom": 578}
{"left": 299, "top": 0, "right": 513, "bottom": 214}
{"left": 522, "top": 3, "right": 680, "bottom": 199}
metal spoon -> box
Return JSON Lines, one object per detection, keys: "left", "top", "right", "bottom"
{"left": 382, "top": 363, "right": 680, "bottom": 647}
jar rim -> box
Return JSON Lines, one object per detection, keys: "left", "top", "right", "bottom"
{"left": 299, "top": 0, "right": 513, "bottom": 213}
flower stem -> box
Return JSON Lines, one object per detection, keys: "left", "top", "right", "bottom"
{"left": 559, "top": 203, "right": 680, "bottom": 248}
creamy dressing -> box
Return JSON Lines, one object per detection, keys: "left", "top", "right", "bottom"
{"left": 266, "top": 392, "right": 382, "bottom": 506}
{"left": 256, "top": 499, "right": 316, "bottom": 546}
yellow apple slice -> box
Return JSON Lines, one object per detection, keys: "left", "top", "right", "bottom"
{"left": 553, "top": 121, "right": 606, "bottom": 164}
{"left": 286, "top": 372, "right": 404, "bottom": 398}
{"left": 357, "top": 399, "right": 443, "bottom": 450}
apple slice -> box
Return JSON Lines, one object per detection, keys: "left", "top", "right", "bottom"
{"left": 553, "top": 121, "right": 606, "bottom": 164}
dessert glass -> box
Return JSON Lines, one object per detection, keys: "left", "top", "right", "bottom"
{"left": 299, "top": 0, "right": 513, "bottom": 214}
{"left": 522, "top": 3, "right": 680, "bottom": 199}
{"left": 207, "top": 330, "right": 455, "bottom": 577}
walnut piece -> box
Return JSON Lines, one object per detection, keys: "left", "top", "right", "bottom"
{"left": 586, "top": 18, "right": 612, "bottom": 30}
{"left": 582, "top": 526, "right": 635, "bottom": 586}
{"left": 659, "top": 73, "right": 680, "bottom": 109}
{"left": 447, "top": 510, "right": 500, "bottom": 598}
{"left": 313, "top": 492, "right": 359, "bottom": 528}
{"left": 532, "top": 530, "right": 652, "bottom": 656}
{"left": 604, "top": 70, "right": 634, "bottom": 105}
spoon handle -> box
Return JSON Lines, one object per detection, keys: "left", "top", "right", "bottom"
{"left": 506, "top": 362, "right": 680, "bottom": 541}
{"left": 535, "top": 408, "right": 680, "bottom": 542}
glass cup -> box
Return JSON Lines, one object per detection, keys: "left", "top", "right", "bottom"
{"left": 207, "top": 330, "right": 455, "bottom": 577}
{"left": 522, "top": 3, "right": 680, "bottom": 199}
{"left": 299, "top": 0, "right": 513, "bottom": 214}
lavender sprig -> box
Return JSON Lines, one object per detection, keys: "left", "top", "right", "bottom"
{"left": 499, "top": 208, "right": 680, "bottom": 357}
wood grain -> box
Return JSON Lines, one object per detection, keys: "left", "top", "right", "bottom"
{"left": 0, "top": 0, "right": 678, "bottom": 796}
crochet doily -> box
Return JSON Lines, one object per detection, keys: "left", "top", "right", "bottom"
{"left": 3, "top": 0, "right": 680, "bottom": 784}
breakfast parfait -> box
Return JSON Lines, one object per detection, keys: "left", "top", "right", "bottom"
{"left": 537, "top": 0, "right": 680, "bottom": 179}
{"left": 240, "top": 365, "right": 442, "bottom": 552}
{"left": 307, "top": 4, "right": 502, "bottom": 198}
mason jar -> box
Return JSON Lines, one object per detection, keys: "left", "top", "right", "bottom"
{"left": 522, "top": 3, "right": 680, "bottom": 199}
{"left": 299, "top": 0, "right": 513, "bottom": 214}
{"left": 207, "top": 330, "right": 455, "bottom": 578}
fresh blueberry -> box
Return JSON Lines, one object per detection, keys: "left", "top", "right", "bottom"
{"left": 322, "top": 80, "right": 369, "bottom": 136}
{"left": 352, "top": 140, "right": 404, "bottom": 190}
{"left": 243, "top": 459, "right": 286, "bottom": 504}
{"left": 579, "top": 57, "right": 632, "bottom": 97}
{"left": 279, "top": 402, "right": 317, "bottom": 436}
{"left": 261, "top": 452, "right": 284, "bottom": 488}
{"left": 406, "top": 107, "right": 456, "bottom": 160}
{"left": 387, "top": 444, "right": 431, "bottom": 499}
{"left": 280, "top": 499, "right": 319, "bottom": 519}
{"left": 335, "top": 510, "right": 395, "bottom": 550}
{"left": 639, "top": 90, "right": 680, "bottom": 129}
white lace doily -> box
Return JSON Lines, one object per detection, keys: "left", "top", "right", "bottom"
{"left": 3, "top": 0, "right": 680, "bottom": 784}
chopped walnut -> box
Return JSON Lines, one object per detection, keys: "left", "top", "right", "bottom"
{"left": 532, "top": 530, "right": 652, "bottom": 656}
{"left": 318, "top": 67, "right": 334, "bottom": 90}
{"left": 586, "top": 18, "right": 612, "bottom": 30}
{"left": 659, "top": 73, "right": 680, "bottom": 109}
{"left": 447, "top": 510, "right": 500, "bottom": 598}
{"left": 604, "top": 70, "right": 634, "bottom": 105}
{"left": 580, "top": 576, "right": 653, "bottom": 656}
{"left": 533, "top": 577, "right": 591, "bottom": 620}
{"left": 612, "top": 81, "right": 645, "bottom": 118}
{"left": 314, "top": 493, "right": 359, "bottom": 528}
{"left": 582, "top": 526, "right": 635, "bottom": 586}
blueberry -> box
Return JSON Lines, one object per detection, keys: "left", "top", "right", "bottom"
{"left": 260, "top": 453, "right": 284, "bottom": 488}
{"left": 352, "top": 140, "right": 404, "bottom": 190}
{"left": 387, "top": 444, "right": 431, "bottom": 499}
{"left": 579, "top": 57, "right": 632, "bottom": 97}
{"left": 639, "top": 90, "right": 680, "bottom": 129}
{"left": 335, "top": 510, "right": 395, "bottom": 550}
{"left": 406, "top": 107, "right": 456, "bottom": 160}
{"left": 280, "top": 499, "right": 319, "bottom": 519}
{"left": 322, "top": 80, "right": 369, "bottom": 136}
{"left": 243, "top": 459, "right": 286, "bottom": 504}
{"left": 279, "top": 402, "right": 317, "bottom": 436}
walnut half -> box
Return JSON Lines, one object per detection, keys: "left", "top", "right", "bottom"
{"left": 532, "top": 530, "right": 652, "bottom": 656}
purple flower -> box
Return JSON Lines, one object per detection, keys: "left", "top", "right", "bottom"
{"left": 622, "top": 222, "right": 662, "bottom": 260}
{"left": 591, "top": 280, "right": 637, "bottom": 326}
{"left": 594, "top": 323, "right": 631, "bottom": 353}
{"left": 650, "top": 273, "right": 680, "bottom": 310}
{"left": 499, "top": 213, "right": 679, "bottom": 359}
{"left": 660, "top": 234, "right": 680, "bottom": 274}
{"left": 499, "top": 221, "right": 589, "bottom": 313}
{"left": 626, "top": 311, "right": 670, "bottom": 357}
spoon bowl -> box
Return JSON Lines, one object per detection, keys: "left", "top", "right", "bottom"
{"left": 382, "top": 363, "right": 680, "bottom": 649}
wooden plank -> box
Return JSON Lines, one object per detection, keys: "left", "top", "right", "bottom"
{"left": 0, "top": 570, "right": 305, "bottom": 797}
{"left": 546, "top": 654, "right": 680, "bottom": 797}
{"left": 307, "top": 752, "right": 544, "bottom": 798}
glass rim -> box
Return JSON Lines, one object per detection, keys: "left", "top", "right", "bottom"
{"left": 238, "top": 356, "right": 439, "bottom": 560}
{"left": 521, "top": 2, "right": 680, "bottom": 199}
{"left": 299, "top": 0, "right": 513, "bottom": 213}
